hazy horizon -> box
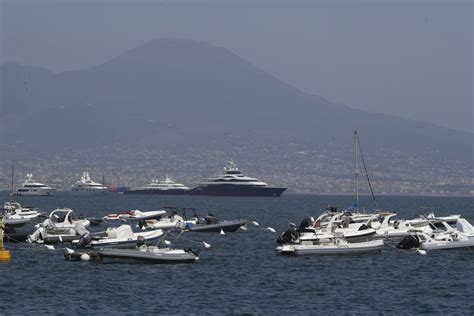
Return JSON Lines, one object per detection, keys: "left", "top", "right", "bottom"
{"left": 1, "top": 0, "right": 473, "bottom": 133}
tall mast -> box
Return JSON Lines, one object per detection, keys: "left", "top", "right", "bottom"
{"left": 10, "top": 164, "right": 14, "bottom": 203}
{"left": 354, "top": 131, "right": 359, "bottom": 208}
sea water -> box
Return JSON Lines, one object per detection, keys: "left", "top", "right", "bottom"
{"left": 1, "top": 193, "right": 473, "bottom": 314}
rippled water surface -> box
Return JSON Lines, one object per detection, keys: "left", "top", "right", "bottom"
{"left": 1, "top": 193, "right": 473, "bottom": 314}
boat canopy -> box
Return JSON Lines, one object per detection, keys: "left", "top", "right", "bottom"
{"left": 106, "top": 225, "right": 134, "bottom": 239}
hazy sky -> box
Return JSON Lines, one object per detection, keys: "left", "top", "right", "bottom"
{"left": 1, "top": 0, "right": 472, "bottom": 132}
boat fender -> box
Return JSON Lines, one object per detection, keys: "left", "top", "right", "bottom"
{"left": 80, "top": 253, "right": 90, "bottom": 262}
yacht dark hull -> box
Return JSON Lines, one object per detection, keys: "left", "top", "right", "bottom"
{"left": 189, "top": 185, "right": 286, "bottom": 197}
{"left": 123, "top": 189, "right": 190, "bottom": 195}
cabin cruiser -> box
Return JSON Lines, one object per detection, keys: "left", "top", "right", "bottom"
{"left": 124, "top": 175, "right": 190, "bottom": 195}
{"left": 71, "top": 172, "right": 108, "bottom": 194}
{"left": 189, "top": 160, "right": 286, "bottom": 197}
{"left": 396, "top": 218, "right": 474, "bottom": 251}
{"left": 27, "top": 208, "right": 90, "bottom": 244}
{"left": 103, "top": 209, "right": 167, "bottom": 221}
{"left": 276, "top": 237, "right": 384, "bottom": 256}
{"left": 11, "top": 174, "right": 55, "bottom": 196}
{"left": 73, "top": 225, "right": 163, "bottom": 249}
{"left": 1, "top": 202, "right": 43, "bottom": 227}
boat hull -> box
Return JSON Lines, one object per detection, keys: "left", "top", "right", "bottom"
{"left": 11, "top": 188, "right": 55, "bottom": 196}
{"left": 421, "top": 239, "right": 474, "bottom": 251}
{"left": 123, "top": 189, "right": 190, "bottom": 195}
{"left": 99, "top": 249, "right": 198, "bottom": 264}
{"left": 187, "top": 220, "right": 247, "bottom": 232}
{"left": 189, "top": 185, "right": 286, "bottom": 197}
{"left": 277, "top": 240, "right": 384, "bottom": 256}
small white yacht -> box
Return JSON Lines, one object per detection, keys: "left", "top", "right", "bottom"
{"left": 124, "top": 175, "right": 190, "bottom": 195}
{"left": 11, "top": 174, "right": 55, "bottom": 196}
{"left": 71, "top": 172, "right": 108, "bottom": 194}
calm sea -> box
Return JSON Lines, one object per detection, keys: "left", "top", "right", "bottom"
{"left": 1, "top": 193, "right": 473, "bottom": 315}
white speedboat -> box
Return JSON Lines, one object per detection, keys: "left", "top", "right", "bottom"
{"left": 27, "top": 208, "right": 90, "bottom": 244}
{"left": 396, "top": 219, "right": 474, "bottom": 252}
{"left": 371, "top": 212, "right": 415, "bottom": 238}
{"left": 276, "top": 238, "right": 384, "bottom": 256}
{"left": 103, "top": 209, "right": 167, "bottom": 221}
{"left": 11, "top": 174, "right": 55, "bottom": 196}
{"left": 65, "top": 244, "right": 198, "bottom": 264}
{"left": 71, "top": 172, "right": 108, "bottom": 194}
{"left": 291, "top": 212, "right": 377, "bottom": 243}
{"left": 74, "top": 225, "right": 163, "bottom": 249}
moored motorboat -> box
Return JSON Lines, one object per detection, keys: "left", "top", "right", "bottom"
{"left": 186, "top": 219, "right": 247, "bottom": 232}
{"left": 27, "top": 208, "right": 90, "bottom": 244}
{"left": 103, "top": 209, "right": 167, "bottom": 221}
{"left": 396, "top": 218, "right": 474, "bottom": 252}
{"left": 276, "top": 238, "right": 384, "bottom": 256}
{"left": 74, "top": 225, "right": 163, "bottom": 249}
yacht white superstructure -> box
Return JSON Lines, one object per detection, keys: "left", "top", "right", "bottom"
{"left": 71, "top": 172, "right": 107, "bottom": 194}
{"left": 124, "top": 175, "right": 190, "bottom": 194}
{"left": 11, "top": 174, "right": 55, "bottom": 196}
{"left": 189, "top": 160, "right": 286, "bottom": 197}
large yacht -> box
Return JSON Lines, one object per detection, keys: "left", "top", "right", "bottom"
{"left": 71, "top": 172, "right": 108, "bottom": 194}
{"left": 189, "top": 160, "right": 287, "bottom": 197}
{"left": 124, "top": 175, "right": 190, "bottom": 195}
{"left": 11, "top": 174, "right": 56, "bottom": 196}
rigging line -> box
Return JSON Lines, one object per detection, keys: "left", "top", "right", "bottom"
{"left": 356, "top": 135, "right": 377, "bottom": 205}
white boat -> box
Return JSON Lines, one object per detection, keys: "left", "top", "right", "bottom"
{"left": 141, "top": 212, "right": 195, "bottom": 230}
{"left": 2, "top": 202, "right": 43, "bottom": 227}
{"left": 71, "top": 172, "right": 108, "bottom": 194}
{"left": 370, "top": 212, "right": 415, "bottom": 238}
{"left": 396, "top": 218, "right": 474, "bottom": 251}
{"left": 124, "top": 175, "right": 190, "bottom": 195}
{"left": 276, "top": 238, "right": 384, "bottom": 256}
{"left": 11, "top": 174, "right": 55, "bottom": 196}
{"left": 65, "top": 244, "right": 198, "bottom": 264}
{"left": 74, "top": 225, "right": 163, "bottom": 249}
{"left": 297, "top": 212, "right": 376, "bottom": 243}
{"left": 103, "top": 209, "right": 167, "bottom": 221}
{"left": 27, "top": 208, "right": 90, "bottom": 244}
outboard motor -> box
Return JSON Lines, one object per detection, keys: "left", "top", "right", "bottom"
{"left": 276, "top": 225, "right": 298, "bottom": 244}
{"left": 205, "top": 213, "right": 218, "bottom": 225}
{"left": 136, "top": 235, "right": 146, "bottom": 248}
{"left": 75, "top": 233, "right": 91, "bottom": 248}
{"left": 299, "top": 218, "right": 312, "bottom": 230}
{"left": 358, "top": 224, "right": 370, "bottom": 231}
{"left": 396, "top": 235, "right": 421, "bottom": 250}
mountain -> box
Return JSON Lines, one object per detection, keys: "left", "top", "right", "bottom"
{"left": 1, "top": 38, "right": 472, "bottom": 165}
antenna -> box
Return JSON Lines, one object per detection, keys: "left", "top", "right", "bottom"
{"left": 10, "top": 164, "right": 14, "bottom": 203}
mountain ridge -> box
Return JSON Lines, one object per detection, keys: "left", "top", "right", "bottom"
{"left": 0, "top": 38, "right": 472, "bottom": 166}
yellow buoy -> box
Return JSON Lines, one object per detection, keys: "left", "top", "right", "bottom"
{"left": 0, "top": 218, "right": 12, "bottom": 262}
{"left": 0, "top": 249, "right": 11, "bottom": 262}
